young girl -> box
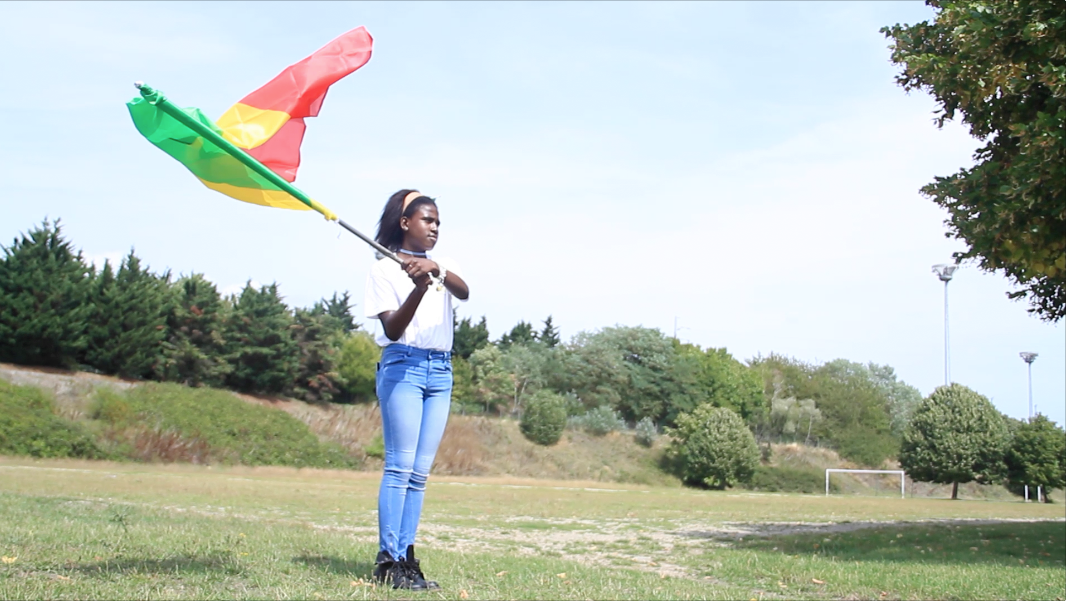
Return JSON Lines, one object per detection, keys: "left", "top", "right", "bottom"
{"left": 363, "top": 189, "right": 469, "bottom": 590}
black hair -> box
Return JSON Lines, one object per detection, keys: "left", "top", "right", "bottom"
{"left": 375, "top": 189, "right": 437, "bottom": 252}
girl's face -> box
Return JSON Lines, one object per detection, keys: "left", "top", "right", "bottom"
{"left": 401, "top": 204, "right": 440, "bottom": 252}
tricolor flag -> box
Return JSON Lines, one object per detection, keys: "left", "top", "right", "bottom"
{"left": 127, "top": 27, "right": 372, "bottom": 212}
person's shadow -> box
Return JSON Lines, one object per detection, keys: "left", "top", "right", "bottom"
{"left": 291, "top": 554, "right": 376, "bottom": 579}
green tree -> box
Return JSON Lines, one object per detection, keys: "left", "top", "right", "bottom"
{"left": 520, "top": 389, "right": 568, "bottom": 446}
{"left": 450, "top": 354, "right": 478, "bottom": 413}
{"left": 0, "top": 219, "right": 92, "bottom": 368}
{"left": 539, "top": 315, "right": 561, "bottom": 348}
{"left": 224, "top": 282, "right": 298, "bottom": 395}
{"left": 882, "top": 0, "right": 1066, "bottom": 320}
{"left": 311, "top": 291, "right": 357, "bottom": 335}
{"left": 84, "top": 251, "right": 170, "bottom": 379}
{"left": 288, "top": 308, "right": 342, "bottom": 403}
{"left": 562, "top": 326, "right": 679, "bottom": 424}
{"left": 498, "top": 320, "right": 537, "bottom": 350}
{"left": 335, "top": 330, "right": 379, "bottom": 402}
{"left": 158, "top": 273, "right": 231, "bottom": 387}
{"left": 666, "top": 405, "right": 760, "bottom": 489}
{"left": 675, "top": 343, "right": 767, "bottom": 426}
{"left": 468, "top": 345, "right": 512, "bottom": 415}
{"left": 453, "top": 315, "right": 490, "bottom": 359}
{"left": 1005, "top": 414, "right": 1065, "bottom": 500}
{"left": 900, "top": 383, "right": 1010, "bottom": 499}
{"left": 768, "top": 396, "right": 823, "bottom": 444}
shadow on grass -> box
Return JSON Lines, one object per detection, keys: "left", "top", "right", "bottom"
{"left": 715, "top": 521, "right": 1066, "bottom": 568}
{"left": 292, "top": 554, "right": 375, "bottom": 579}
{"left": 74, "top": 552, "right": 241, "bottom": 576}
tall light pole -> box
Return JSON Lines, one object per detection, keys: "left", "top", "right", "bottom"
{"left": 1020, "top": 352, "right": 1038, "bottom": 422}
{"left": 932, "top": 264, "right": 958, "bottom": 386}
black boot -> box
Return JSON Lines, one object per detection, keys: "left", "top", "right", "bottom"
{"left": 403, "top": 545, "right": 441, "bottom": 591}
{"left": 372, "top": 550, "right": 395, "bottom": 584}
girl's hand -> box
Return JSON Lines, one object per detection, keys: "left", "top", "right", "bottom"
{"left": 401, "top": 258, "right": 440, "bottom": 281}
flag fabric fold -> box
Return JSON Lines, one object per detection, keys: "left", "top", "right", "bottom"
{"left": 127, "top": 26, "right": 373, "bottom": 210}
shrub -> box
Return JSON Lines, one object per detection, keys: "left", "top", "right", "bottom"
{"left": 569, "top": 405, "right": 626, "bottom": 436}
{"left": 666, "top": 405, "right": 759, "bottom": 489}
{"left": 745, "top": 465, "right": 834, "bottom": 494}
{"left": 520, "top": 390, "right": 568, "bottom": 446}
{"left": 635, "top": 417, "right": 657, "bottom": 447}
{"left": 0, "top": 379, "right": 104, "bottom": 459}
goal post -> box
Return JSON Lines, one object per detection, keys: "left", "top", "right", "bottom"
{"left": 825, "top": 469, "right": 906, "bottom": 498}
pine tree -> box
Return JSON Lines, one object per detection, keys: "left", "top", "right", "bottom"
{"left": 311, "top": 291, "right": 357, "bottom": 335}
{"left": 0, "top": 219, "right": 92, "bottom": 368}
{"left": 498, "top": 320, "right": 537, "bottom": 350}
{"left": 289, "top": 308, "right": 342, "bottom": 403}
{"left": 539, "top": 315, "right": 561, "bottom": 348}
{"left": 84, "top": 251, "right": 170, "bottom": 379}
{"left": 453, "top": 315, "right": 490, "bottom": 359}
{"left": 224, "top": 282, "right": 298, "bottom": 395}
{"left": 158, "top": 273, "right": 231, "bottom": 387}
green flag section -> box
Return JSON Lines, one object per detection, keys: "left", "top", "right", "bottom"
{"left": 127, "top": 96, "right": 316, "bottom": 213}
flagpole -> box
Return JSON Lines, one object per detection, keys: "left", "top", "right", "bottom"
{"left": 134, "top": 82, "right": 402, "bottom": 266}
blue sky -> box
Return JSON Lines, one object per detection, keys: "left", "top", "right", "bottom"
{"left": 1, "top": 1, "right": 1062, "bottom": 426}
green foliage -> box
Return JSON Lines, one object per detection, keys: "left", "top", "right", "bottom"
{"left": 520, "top": 389, "right": 568, "bottom": 446}
{"left": 453, "top": 315, "right": 490, "bottom": 359}
{"left": 224, "top": 282, "right": 298, "bottom": 395}
{"left": 562, "top": 326, "right": 680, "bottom": 424}
{"left": 498, "top": 320, "right": 537, "bottom": 350}
{"left": 1005, "top": 414, "right": 1065, "bottom": 492}
{"left": 634, "top": 416, "right": 657, "bottom": 447}
{"left": 0, "top": 379, "right": 103, "bottom": 459}
{"left": 83, "top": 251, "right": 170, "bottom": 379}
{"left": 363, "top": 433, "right": 385, "bottom": 459}
{"left": 288, "top": 309, "right": 341, "bottom": 403}
{"left": 92, "top": 383, "right": 352, "bottom": 468}
{"left": 468, "top": 345, "right": 512, "bottom": 414}
{"left": 674, "top": 343, "right": 767, "bottom": 425}
{"left": 883, "top": 0, "right": 1066, "bottom": 320}
{"left": 158, "top": 273, "right": 231, "bottom": 387}
{"left": 769, "top": 396, "right": 822, "bottom": 444}
{"left": 666, "top": 405, "right": 759, "bottom": 489}
{"left": 0, "top": 219, "right": 92, "bottom": 368}
{"left": 751, "top": 355, "right": 899, "bottom": 466}
{"left": 539, "top": 315, "right": 561, "bottom": 348}
{"left": 334, "top": 331, "right": 379, "bottom": 402}
{"left": 900, "top": 383, "right": 1010, "bottom": 497}
{"left": 449, "top": 354, "right": 478, "bottom": 414}
{"left": 569, "top": 405, "right": 627, "bottom": 436}
{"left": 745, "top": 465, "right": 835, "bottom": 494}
{"left": 310, "top": 291, "right": 357, "bottom": 335}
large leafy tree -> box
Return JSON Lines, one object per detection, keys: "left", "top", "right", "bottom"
{"left": 674, "top": 343, "right": 766, "bottom": 426}
{"left": 0, "top": 219, "right": 92, "bottom": 368}
{"left": 158, "top": 273, "right": 231, "bottom": 387}
{"left": 224, "top": 282, "right": 299, "bottom": 395}
{"left": 83, "top": 251, "right": 170, "bottom": 379}
{"left": 883, "top": 0, "right": 1066, "bottom": 320}
{"left": 561, "top": 326, "right": 681, "bottom": 424}
{"left": 900, "top": 383, "right": 1010, "bottom": 499}
{"left": 1005, "top": 414, "right": 1065, "bottom": 500}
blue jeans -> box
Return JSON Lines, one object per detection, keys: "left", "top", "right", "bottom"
{"left": 375, "top": 343, "right": 453, "bottom": 560}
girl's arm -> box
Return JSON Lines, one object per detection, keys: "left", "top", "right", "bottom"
{"left": 378, "top": 270, "right": 432, "bottom": 341}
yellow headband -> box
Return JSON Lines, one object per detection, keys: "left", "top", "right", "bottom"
{"left": 402, "top": 191, "right": 423, "bottom": 215}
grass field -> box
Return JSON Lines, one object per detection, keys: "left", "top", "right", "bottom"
{"left": 1, "top": 457, "right": 1063, "bottom": 600}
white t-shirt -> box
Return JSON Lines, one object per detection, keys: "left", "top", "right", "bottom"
{"left": 363, "top": 254, "right": 465, "bottom": 351}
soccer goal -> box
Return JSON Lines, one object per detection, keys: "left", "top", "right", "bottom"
{"left": 825, "top": 469, "right": 906, "bottom": 498}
